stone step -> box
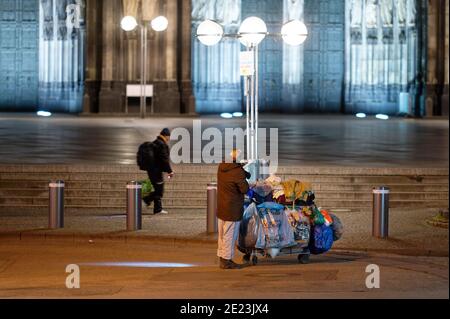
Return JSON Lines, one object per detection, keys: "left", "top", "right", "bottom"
{"left": 317, "top": 200, "right": 450, "bottom": 209}
{"left": 0, "top": 189, "right": 447, "bottom": 201}
{"left": 0, "top": 190, "right": 448, "bottom": 205}
{"left": 0, "top": 189, "right": 207, "bottom": 198}
{"left": 0, "top": 172, "right": 216, "bottom": 182}
{"left": 1, "top": 165, "right": 447, "bottom": 176}
{"left": 0, "top": 165, "right": 447, "bottom": 214}
{"left": 278, "top": 175, "right": 449, "bottom": 185}
{"left": 0, "top": 197, "right": 208, "bottom": 207}
{"left": 1, "top": 179, "right": 448, "bottom": 192}
{"left": 1, "top": 199, "right": 447, "bottom": 212}
{"left": 0, "top": 165, "right": 219, "bottom": 175}
{"left": 0, "top": 206, "right": 206, "bottom": 216}
{"left": 315, "top": 192, "right": 448, "bottom": 200}
{"left": 1, "top": 172, "right": 449, "bottom": 184}
{"left": 1, "top": 180, "right": 449, "bottom": 192}
{"left": 314, "top": 184, "right": 449, "bottom": 192}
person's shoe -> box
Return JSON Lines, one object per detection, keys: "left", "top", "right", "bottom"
{"left": 219, "top": 258, "right": 243, "bottom": 270}
{"left": 154, "top": 210, "right": 169, "bottom": 215}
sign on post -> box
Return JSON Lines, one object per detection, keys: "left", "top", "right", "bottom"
{"left": 240, "top": 51, "right": 255, "bottom": 77}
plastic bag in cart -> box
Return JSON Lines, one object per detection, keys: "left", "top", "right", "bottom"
{"left": 309, "top": 224, "right": 334, "bottom": 255}
{"left": 285, "top": 209, "right": 311, "bottom": 243}
{"left": 255, "top": 203, "right": 296, "bottom": 251}
{"left": 238, "top": 203, "right": 261, "bottom": 250}
{"left": 330, "top": 213, "right": 344, "bottom": 241}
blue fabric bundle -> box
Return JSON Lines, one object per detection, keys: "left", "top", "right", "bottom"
{"left": 309, "top": 224, "right": 334, "bottom": 255}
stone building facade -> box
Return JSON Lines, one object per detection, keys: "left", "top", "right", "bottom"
{"left": 426, "top": 0, "right": 449, "bottom": 116}
{"left": 0, "top": 0, "right": 447, "bottom": 116}
{"left": 83, "top": 0, "right": 196, "bottom": 115}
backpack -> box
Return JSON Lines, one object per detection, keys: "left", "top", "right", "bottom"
{"left": 309, "top": 224, "right": 334, "bottom": 255}
{"left": 137, "top": 142, "right": 155, "bottom": 171}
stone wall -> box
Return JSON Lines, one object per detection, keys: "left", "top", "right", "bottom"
{"left": 83, "top": 0, "right": 195, "bottom": 115}
{"left": 191, "top": 0, "right": 430, "bottom": 115}
{"left": 0, "top": 0, "right": 39, "bottom": 111}
{"left": 39, "top": 0, "right": 86, "bottom": 113}
{"left": 0, "top": 0, "right": 86, "bottom": 113}
{"left": 426, "top": 0, "right": 448, "bottom": 116}
{"left": 345, "top": 0, "right": 426, "bottom": 115}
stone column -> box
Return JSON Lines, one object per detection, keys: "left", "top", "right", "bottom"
{"left": 85, "top": 0, "right": 190, "bottom": 114}
{"left": 153, "top": 0, "right": 181, "bottom": 114}
{"left": 123, "top": 0, "right": 139, "bottom": 17}
{"left": 413, "top": 0, "right": 426, "bottom": 117}
{"left": 426, "top": 0, "right": 448, "bottom": 116}
{"left": 142, "top": 0, "right": 158, "bottom": 20}
{"left": 440, "top": 0, "right": 449, "bottom": 115}
{"left": 426, "top": 0, "right": 437, "bottom": 116}
{"left": 98, "top": 0, "right": 125, "bottom": 113}
{"left": 178, "top": 0, "right": 196, "bottom": 114}
{"left": 83, "top": 0, "right": 103, "bottom": 113}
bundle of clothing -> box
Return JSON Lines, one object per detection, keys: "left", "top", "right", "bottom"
{"left": 239, "top": 202, "right": 296, "bottom": 258}
{"left": 301, "top": 205, "right": 343, "bottom": 255}
{"left": 240, "top": 174, "right": 344, "bottom": 256}
{"left": 246, "top": 175, "right": 315, "bottom": 208}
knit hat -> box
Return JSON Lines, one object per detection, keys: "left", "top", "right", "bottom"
{"left": 160, "top": 128, "right": 171, "bottom": 137}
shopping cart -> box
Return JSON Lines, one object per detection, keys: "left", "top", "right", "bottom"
{"left": 238, "top": 204, "right": 312, "bottom": 265}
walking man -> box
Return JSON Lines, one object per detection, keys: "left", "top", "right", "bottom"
{"left": 217, "top": 149, "right": 250, "bottom": 269}
{"left": 143, "top": 128, "right": 174, "bottom": 215}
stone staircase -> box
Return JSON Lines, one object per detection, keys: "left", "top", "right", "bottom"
{"left": 0, "top": 165, "right": 448, "bottom": 215}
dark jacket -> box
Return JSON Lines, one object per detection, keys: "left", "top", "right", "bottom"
{"left": 217, "top": 163, "right": 250, "bottom": 222}
{"left": 148, "top": 136, "right": 173, "bottom": 182}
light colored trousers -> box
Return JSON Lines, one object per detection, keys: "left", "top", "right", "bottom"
{"left": 217, "top": 219, "right": 241, "bottom": 260}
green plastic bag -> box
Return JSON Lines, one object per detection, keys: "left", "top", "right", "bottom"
{"left": 140, "top": 179, "right": 154, "bottom": 198}
{"left": 312, "top": 206, "right": 325, "bottom": 226}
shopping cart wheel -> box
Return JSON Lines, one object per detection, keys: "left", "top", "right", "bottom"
{"left": 243, "top": 254, "right": 251, "bottom": 263}
{"left": 251, "top": 255, "right": 258, "bottom": 265}
{"left": 298, "top": 254, "right": 310, "bottom": 264}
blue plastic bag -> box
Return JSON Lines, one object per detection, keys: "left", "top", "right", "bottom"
{"left": 247, "top": 189, "right": 273, "bottom": 204}
{"left": 309, "top": 224, "right": 334, "bottom": 255}
{"left": 257, "top": 202, "right": 285, "bottom": 212}
{"left": 238, "top": 203, "right": 260, "bottom": 250}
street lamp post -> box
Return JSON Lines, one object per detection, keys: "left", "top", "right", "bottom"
{"left": 196, "top": 17, "right": 308, "bottom": 162}
{"left": 121, "top": 15, "right": 169, "bottom": 119}
{"left": 238, "top": 16, "right": 267, "bottom": 161}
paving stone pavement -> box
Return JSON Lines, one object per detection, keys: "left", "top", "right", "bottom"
{"left": 0, "top": 207, "right": 447, "bottom": 257}
{"left": 0, "top": 113, "right": 448, "bottom": 167}
{"left": 0, "top": 239, "right": 448, "bottom": 298}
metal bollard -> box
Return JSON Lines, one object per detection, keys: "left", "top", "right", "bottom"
{"left": 372, "top": 186, "right": 390, "bottom": 238}
{"left": 126, "top": 181, "right": 142, "bottom": 231}
{"left": 207, "top": 183, "right": 218, "bottom": 234}
{"left": 49, "top": 180, "right": 65, "bottom": 229}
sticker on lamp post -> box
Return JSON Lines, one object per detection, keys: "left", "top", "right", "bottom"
{"left": 240, "top": 51, "right": 255, "bottom": 77}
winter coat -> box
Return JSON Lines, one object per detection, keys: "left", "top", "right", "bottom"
{"left": 217, "top": 163, "right": 250, "bottom": 222}
{"left": 148, "top": 136, "right": 173, "bottom": 183}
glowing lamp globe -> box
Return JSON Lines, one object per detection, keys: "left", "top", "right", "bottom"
{"left": 281, "top": 20, "right": 308, "bottom": 46}
{"left": 238, "top": 17, "right": 267, "bottom": 47}
{"left": 151, "top": 16, "right": 169, "bottom": 32}
{"left": 121, "top": 16, "right": 138, "bottom": 31}
{"left": 197, "top": 20, "right": 224, "bottom": 46}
